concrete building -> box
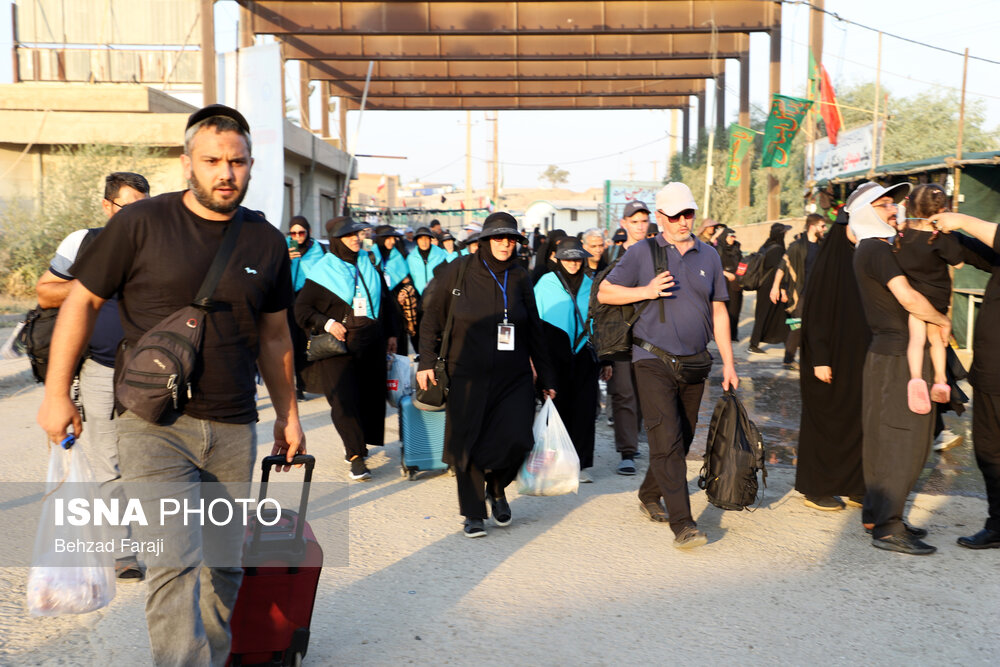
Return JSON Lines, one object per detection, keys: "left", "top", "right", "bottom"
{"left": 0, "top": 83, "right": 352, "bottom": 231}
{"left": 524, "top": 200, "right": 601, "bottom": 236}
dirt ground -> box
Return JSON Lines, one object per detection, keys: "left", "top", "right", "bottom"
{"left": 1, "top": 335, "right": 998, "bottom": 665}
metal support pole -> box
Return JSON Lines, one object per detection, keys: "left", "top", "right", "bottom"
{"left": 321, "top": 81, "right": 330, "bottom": 138}
{"left": 767, "top": 15, "right": 782, "bottom": 220}
{"left": 200, "top": 0, "right": 216, "bottom": 106}
{"left": 954, "top": 47, "right": 970, "bottom": 211}
{"left": 299, "top": 68, "right": 310, "bottom": 132}
{"left": 738, "top": 52, "right": 750, "bottom": 211}
{"left": 238, "top": 4, "right": 253, "bottom": 49}
{"left": 715, "top": 71, "right": 725, "bottom": 134}
{"left": 682, "top": 105, "right": 690, "bottom": 163}
{"left": 696, "top": 90, "right": 706, "bottom": 159}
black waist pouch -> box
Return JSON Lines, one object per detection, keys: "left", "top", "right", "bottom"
{"left": 635, "top": 337, "right": 713, "bottom": 385}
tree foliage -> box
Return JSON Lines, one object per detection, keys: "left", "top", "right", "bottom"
{"left": 539, "top": 164, "right": 569, "bottom": 188}
{"left": 669, "top": 81, "right": 999, "bottom": 225}
{"left": 0, "top": 144, "right": 165, "bottom": 296}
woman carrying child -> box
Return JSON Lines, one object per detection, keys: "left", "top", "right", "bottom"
{"left": 894, "top": 183, "right": 965, "bottom": 414}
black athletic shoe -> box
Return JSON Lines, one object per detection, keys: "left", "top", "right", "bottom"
{"left": 488, "top": 494, "right": 512, "bottom": 526}
{"left": 872, "top": 533, "right": 936, "bottom": 555}
{"left": 747, "top": 346, "right": 766, "bottom": 354}
{"left": 865, "top": 523, "right": 928, "bottom": 538}
{"left": 349, "top": 457, "right": 371, "bottom": 481}
{"left": 463, "top": 518, "right": 486, "bottom": 538}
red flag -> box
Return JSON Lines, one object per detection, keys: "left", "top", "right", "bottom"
{"left": 818, "top": 63, "right": 841, "bottom": 145}
{"left": 460, "top": 201, "right": 465, "bottom": 210}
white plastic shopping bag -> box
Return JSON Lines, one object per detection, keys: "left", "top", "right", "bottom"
{"left": 516, "top": 398, "right": 581, "bottom": 496}
{"left": 386, "top": 354, "right": 416, "bottom": 408}
{"left": 27, "top": 439, "right": 115, "bottom": 616}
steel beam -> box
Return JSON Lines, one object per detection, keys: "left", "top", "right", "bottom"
{"left": 327, "top": 78, "right": 707, "bottom": 98}
{"left": 304, "top": 58, "right": 725, "bottom": 82}
{"left": 278, "top": 32, "right": 749, "bottom": 61}
{"left": 246, "top": 1, "right": 777, "bottom": 36}
{"left": 346, "top": 95, "right": 692, "bottom": 110}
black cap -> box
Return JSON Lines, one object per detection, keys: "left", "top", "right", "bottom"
{"left": 440, "top": 231, "right": 455, "bottom": 242}
{"left": 611, "top": 229, "right": 627, "bottom": 242}
{"left": 186, "top": 104, "right": 250, "bottom": 133}
{"left": 554, "top": 237, "right": 590, "bottom": 261}
{"left": 647, "top": 222, "right": 659, "bottom": 235}
{"left": 770, "top": 222, "right": 792, "bottom": 234}
{"left": 478, "top": 212, "right": 527, "bottom": 243}
{"left": 622, "top": 200, "right": 651, "bottom": 218}
{"left": 374, "top": 224, "right": 403, "bottom": 238}
{"left": 326, "top": 216, "right": 371, "bottom": 238}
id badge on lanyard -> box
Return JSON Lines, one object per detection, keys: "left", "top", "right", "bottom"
{"left": 352, "top": 269, "right": 367, "bottom": 317}
{"left": 497, "top": 323, "right": 515, "bottom": 351}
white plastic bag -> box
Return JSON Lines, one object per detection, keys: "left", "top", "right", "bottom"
{"left": 516, "top": 398, "right": 581, "bottom": 496}
{"left": 386, "top": 354, "right": 416, "bottom": 408}
{"left": 27, "top": 440, "right": 115, "bottom": 616}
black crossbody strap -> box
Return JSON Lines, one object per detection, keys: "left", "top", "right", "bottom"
{"left": 192, "top": 208, "right": 244, "bottom": 309}
{"left": 438, "top": 256, "right": 471, "bottom": 360}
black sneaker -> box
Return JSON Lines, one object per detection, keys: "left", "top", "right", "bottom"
{"left": 115, "top": 557, "right": 144, "bottom": 582}
{"left": 865, "top": 523, "right": 928, "bottom": 538}
{"left": 349, "top": 457, "right": 372, "bottom": 481}
{"left": 617, "top": 459, "right": 637, "bottom": 475}
{"left": 872, "top": 533, "right": 936, "bottom": 555}
{"left": 488, "top": 494, "right": 512, "bottom": 526}
{"left": 803, "top": 495, "right": 845, "bottom": 511}
{"left": 747, "top": 346, "right": 766, "bottom": 355}
{"left": 463, "top": 518, "right": 486, "bottom": 538}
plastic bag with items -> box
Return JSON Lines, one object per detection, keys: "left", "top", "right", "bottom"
{"left": 386, "top": 354, "right": 416, "bottom": 408}
{"left": 27, "top": 437, "right": 115, "bottom": 616}
{"left": 516, "top": 398, "right": 580, "bottom": 496}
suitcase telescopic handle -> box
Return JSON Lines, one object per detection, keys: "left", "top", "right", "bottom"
{"left": 255, "top": 454, "right": 315, "bottom": 548}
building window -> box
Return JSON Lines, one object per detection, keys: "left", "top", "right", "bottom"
{"left": 320, "top": 190, "right": 337, "bottom": 224}
{"left": 570, "top": 209, "right": 578, "bottom": 221}
{"left": 284, "top": 179, "right": 295, "bottom": 227}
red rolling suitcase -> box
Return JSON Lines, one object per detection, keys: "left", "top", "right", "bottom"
{"left": 228, "top": 455, "right": 322, "bottom": 667}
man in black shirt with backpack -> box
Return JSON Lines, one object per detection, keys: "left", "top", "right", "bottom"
{"left": 38, "top": 105, "right": 304, "bottom": 665}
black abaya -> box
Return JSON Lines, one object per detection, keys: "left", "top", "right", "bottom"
{"left": 794, "top": 222, "right": 869, "bottom": 498}
{"left": 717, "top": 230, "right": 744, "bottom": 342}
{"left": 750, "top": 241, "right": 790, "bottom": 346}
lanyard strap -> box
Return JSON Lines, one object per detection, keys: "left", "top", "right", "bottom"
{"left": 482, "top": 259, "right": 509, "bottom": 323}
{"left": 350, "top": 264, "right": 375, "bottom": 316}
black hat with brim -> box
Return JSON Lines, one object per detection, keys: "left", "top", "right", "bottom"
{"left": 186, "top": 104, "right": 250, "bottom": 133}
{"left": 413, "top": 226, "right": 436, "bottom": 239}
{"left": 612, "top": 229, "right": 627, "bottom": 242}
{"left": 374, "top": 224, "right": 403, "bottom": 238}
{"left": 554, "top": 237, "right": 590, "bottom": 261}
{"left": 477, "top": 212, "right": 527, "bottom": 243}
{"left": 326, "top": 216, "right": 371, "bottom": 238}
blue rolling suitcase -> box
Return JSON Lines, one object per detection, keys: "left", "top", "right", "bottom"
{"left": 398, "top": 394, "right": 448, "bottom": 480}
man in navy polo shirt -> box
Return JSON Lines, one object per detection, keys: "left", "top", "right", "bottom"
{"left": 599, "top": 182, "right": 738, "bottom": 549}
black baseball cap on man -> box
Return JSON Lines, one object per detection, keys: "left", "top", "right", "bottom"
{"left": 622, "top": 200, "right": 651, "bottom": 218}
{"left": 186, "top": 104, "right": 250, "bottom": 133}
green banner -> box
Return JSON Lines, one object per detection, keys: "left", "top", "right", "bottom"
{"left": 761, "top": 94, "right": 813, "bottom": 168}
{"left": 725, "top": 124, "right": 756, "bottom": 187}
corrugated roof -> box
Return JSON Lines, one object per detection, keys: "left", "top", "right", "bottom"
{"left": 818, "top": 150, "right": 1000, "bottom": 186}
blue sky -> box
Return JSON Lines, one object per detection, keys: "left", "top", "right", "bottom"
{"left": 2, "top": 0, "right": 998, "bottom": 190}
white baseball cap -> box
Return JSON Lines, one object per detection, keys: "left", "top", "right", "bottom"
{"left": 655, "top": 182, "right": 698, "bottom": 217}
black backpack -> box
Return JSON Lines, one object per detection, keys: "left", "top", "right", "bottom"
{"left": 735, "top": 251, "right": 767, "bottom": 291}
{"left": 587, "top": 239, "right": 669, "bottom": 362}
{"left": 698, "top": 389, "right": 767, "bottom": 511}
{"left": 16, "top": 228, "right": 102, "bottom": 383}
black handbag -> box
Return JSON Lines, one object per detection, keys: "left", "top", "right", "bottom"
{"left": 413, "top": 258, "right": 470, "bottom": 410}
{"left": 306, "top": 332, "right": 348, "bottom": 361}
{"left": 305, "top": 261, "right": 377, "bottom": 361}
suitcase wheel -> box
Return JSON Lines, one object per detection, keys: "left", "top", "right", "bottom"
{"left": 283, "top": 628, "right": 309, "bottom": 667}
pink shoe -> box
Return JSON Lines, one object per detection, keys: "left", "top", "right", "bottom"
{"left": 930, "top": 383, "right": 951, "bottom": 404}
{"left": 907, "top": 378, "right": 931, "bottom": 414}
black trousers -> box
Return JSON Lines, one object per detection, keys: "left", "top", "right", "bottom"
{"left": 726, "top": 280, "right": 742, "bottom": 342}
{"left": 553, "top": 349, "right": 599, "bottom": 469}
{"left": 287, "top": 307, "right": 309, "bottom": 392}
{"left": 315, "top": 342, "right": 387, "bottom": 459}
{"left": 861, "top": 351, "right": 933, "bottom": 539}
{"left": 784, "top": 328, "right": 801, "bottom": 364}
{"left": 608, "top": 359, "right": 642, "bottom": 456}
{"left": 456, "top": 463, "right": 520, "bottom": 520}
{"left": 972, "top": 389, "right": 1000, "bottom": 533}
{"left": 633, "top": 358, "right": 705, "bottom": 536}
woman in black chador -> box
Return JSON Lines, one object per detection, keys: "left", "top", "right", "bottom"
{"left": 295, "top": 217, "right": 398, "bottom": 482}
{"left": 748, "top": 222, "right": 791, "bottom": 353}
{"left": 717, "top": 227, "right": 744, "bottom": 342}
{"left": 417, "top": 212, "right": 556, "bottom": 538}
{"left": 794, "top": 211, "right": 868, "bottom": 510}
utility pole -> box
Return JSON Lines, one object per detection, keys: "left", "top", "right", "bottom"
{"left": 869, "top": 31, "right": 882, "bottom": 178}
{"left": 669, "top": 110, "right": 678, "bottom": 176}
{"left": 767, "top": 5, "right": 782, "bottom": 220}
{"left": 651, "top": 160, "right": 659, "bottom": 181}
{"left": 465, "top": 110, "right": 472, "bottom": 227}
{"left": 487, "top": 111, "right": 499, "bottom": 204}
{"left": 954, "top": 47, "right": 970, "bottom": 211}
{"left": 806, "top": 0, "right": 824, "bottom": 185}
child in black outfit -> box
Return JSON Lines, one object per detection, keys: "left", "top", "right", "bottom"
{"left": 894, "top": 183, "right": 964, "bottom": 414}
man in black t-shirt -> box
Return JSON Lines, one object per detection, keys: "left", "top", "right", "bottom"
{"left": 847, "top": 182, "right": 950, "bottom": 556}
{"left": 770, "top": 213, "right": 826, "bottom": 370}
{"left": 38, "top": 105, "right": 305, "bottom": 665}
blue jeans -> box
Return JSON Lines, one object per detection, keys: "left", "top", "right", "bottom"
{"left": 116, "top": 410, "right": 256, "bottom": 667}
